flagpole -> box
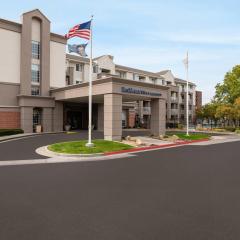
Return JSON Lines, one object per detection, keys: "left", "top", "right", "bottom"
{"left": 86, "top": 15, "right": 94, "bottom": 147}
{"left": 186, "top": 51, "right": 189, "bottom": 136}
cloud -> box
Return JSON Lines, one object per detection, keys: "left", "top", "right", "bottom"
{"left": 147, "top": 31, "right": 240, "bottom": 45}
{"left": 166, "top": 33, "right": 240, "bottom": 45}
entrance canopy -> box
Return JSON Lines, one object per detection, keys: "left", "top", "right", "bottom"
{"left": 51, "top": 77, "right": 169, "bottom": 140}
{"left": 51, "top": 77, "right": 168, "bottom": 103}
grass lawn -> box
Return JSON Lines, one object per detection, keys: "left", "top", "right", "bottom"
{"left": 48, "top": 140, "right": 133, "bottom": 154}
{"left": 167, "top": 133, "right": 210, "bottom": 140}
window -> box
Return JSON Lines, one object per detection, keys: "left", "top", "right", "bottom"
{"left": 139, "top": 76, "right": 146, "bottom": 82}
{"left": 33, "top": 108, "right": 42, "bottom": 131}
{"left": 171, "top": 115, "right": 178, "bottom": 120}
{"left": 101, "top": 68, "right": 110, "bottom": 73}
{"left": 189, "top": 115, "right": 192, "bottom": 123}
{"left": 171, "top": 103, "right": 178, "bottom": 109}
{"left": 93, "top": 64, "right": 98, "bottom": 73}
{"left": 150, "top": 77, "right": 157, "bottom": 84}
{"left": 31, "top": 86, "right": 40, "bottom": 96}
{"left": 116, "top": 71, "right": 126, "bottom": 79}
{"left": 133, "top": 73, "right": 139, "bottom": 81}
{"left": 32, "top": 41, "right": 40, "bottom": 59}
{"left": 31, "top": 64, "right": 40, "bottom": 83}
{"left": 76, "top": 63, "right": 83, "bottom": 72}
{"left": 66, "top": 76, "right": 70, "bottom": 86}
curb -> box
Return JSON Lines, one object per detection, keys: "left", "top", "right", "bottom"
{"left": 36, "top": 138, "right": 210, "bottom": 158}
{"left": 104, "top": 138, "right": 210, "bottom": 156}
{"left": 36, "top": 146, "right": 105, "bottom": 158}
{"left": 0, "top": 132, "right": 66, "bottom": 143}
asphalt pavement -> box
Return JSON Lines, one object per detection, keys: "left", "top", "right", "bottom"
{"left": 0, "top": 130, "right": 150, "bottom": 160}
{"left": 0, "top": 140, "right": 240, "bottom": 239}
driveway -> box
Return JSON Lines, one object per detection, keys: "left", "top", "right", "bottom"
{"left": 0, "top": 141, "right": 240, "bottom": 239}
{"left": 0, "top": 130, "right": 150, "bottom": 161}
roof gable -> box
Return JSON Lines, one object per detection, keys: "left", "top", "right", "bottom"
{"left": 22, "top": 9, "right": 50, "bottom": 22}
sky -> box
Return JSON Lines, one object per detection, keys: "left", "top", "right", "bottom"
{"left": 1, "top": 0, "right": 240, "bottom": 104}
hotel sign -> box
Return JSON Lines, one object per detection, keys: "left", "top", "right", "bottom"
{"left": 121, "top": 87, "right": 161, "bottom": 97}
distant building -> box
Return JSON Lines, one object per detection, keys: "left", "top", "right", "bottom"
{"left": 157, "top": 70, "right": 197, "bottom": 127}
{"left": 195, "top": 91, "right": 203, "bottom": 110}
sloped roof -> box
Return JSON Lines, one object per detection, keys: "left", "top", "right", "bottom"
{"left": 66, "top": 53, "right": 90, "bottom": 63}
{"left": 174, "top": 78, "right": 196, "bottom": 86}
{"left": 115, "top": 64, "right": 164, "bottom": 79}
{"left": 157, "top": 70, "right": 170, "bottom": 75}
{"left": 93, "top": 55, "right": 114, "bottom": 61}
{"left": 22, "top": 9, "right": 50, "bottom": 22}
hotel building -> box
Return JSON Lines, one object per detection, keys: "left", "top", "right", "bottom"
{"left": 0, "top": 9, "right": 199, "bottom": 140}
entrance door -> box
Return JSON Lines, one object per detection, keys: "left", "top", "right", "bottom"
{"left": 67, "top": 111, "right": 83, "bottom": 130}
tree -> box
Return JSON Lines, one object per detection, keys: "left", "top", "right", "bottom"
{"left": 214, "top": 65, "right": 240, "bottom": 104}
{"left": 233, "top": 97, "right": 240, "bottom": 126}
{"left": 199, "top": 103, "right": 218, "bottom": 128}
{"left": 195, "top": 108, "right": 204, "bottom": 124}
{"left": 215, "top": 104, "right": 235, "bottom": 126}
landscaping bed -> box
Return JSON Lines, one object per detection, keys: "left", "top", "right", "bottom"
{"left": 48, "top": 140, "right": 133, "bottom": 154}
{"left": 167, "top": 133, "right": 210, "bottom": 141}
{"left": 0, "top": 129, "right": 24, "bottom": 137}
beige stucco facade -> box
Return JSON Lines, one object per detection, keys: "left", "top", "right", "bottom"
{"left": 0, "top": 28, "right": 21, "bottom": 84}
{"left": 50, "top": 41, "right": 66, "bottom": 88}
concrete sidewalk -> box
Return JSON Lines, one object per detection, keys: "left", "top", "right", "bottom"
{"left": 0, "top": 132, "right": 64, "bottom": 142}
{"left": 191, "top": 135, "right": 240, "bottom": 145}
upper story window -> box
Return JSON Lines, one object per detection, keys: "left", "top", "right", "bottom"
{"left": 32, "top": 41, "right": 40, "bottom": 59}
{"left": 116, "top": 71, "right": 126, "bottom": 79}
{"left": 167, "top": 81, "right": 172, "bottom": 85}
{"left": 31, "top": 64, "right": 40, "bottom": 83}
{"left": 93, "top": 64, "right": 99, "bottom": 73}
{"left": 139, "top": 76, "right": 146, "bottom": 82}
{"left": 171, "top": 103, "right": 178, "bottom": 109}
{"left": 150, "top": 77, "right": 157, "bottom": 84}
{"left": 31, "top": 86, "right": 40, "bottom": 96}
{"left": 101, "top": 68, "right": 110, "bottom": 73}
{"left": 76, "top": 63, "right": 83, "bottom": 72}
{"left": 133, "top": 73, "right": 139, "bottom": 81}
{"left": 66, "top": 76, "right": 70, "bottom": 86}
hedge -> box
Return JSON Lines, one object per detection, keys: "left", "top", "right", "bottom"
{"left": 0, "top": 129, "right": 24, "bottom": 137}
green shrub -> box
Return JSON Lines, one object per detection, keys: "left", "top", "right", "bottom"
{"left": 0, "top": 129, "right": 24, "bottom": 137}
{"left": 212, "top": 128, "right": 227, "bottom": 132}
{"left": 224, "top": 126, "right": 236, "bottom": 132}
{"left": 177, "top": 123, "right": 184, "bottom": 129}
{"left": 235, "top": 129, "right": 240, "bottom": 134}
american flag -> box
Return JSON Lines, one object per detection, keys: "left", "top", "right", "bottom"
{"left": 65, "top": 21, "right": 91, "bottom": 40}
